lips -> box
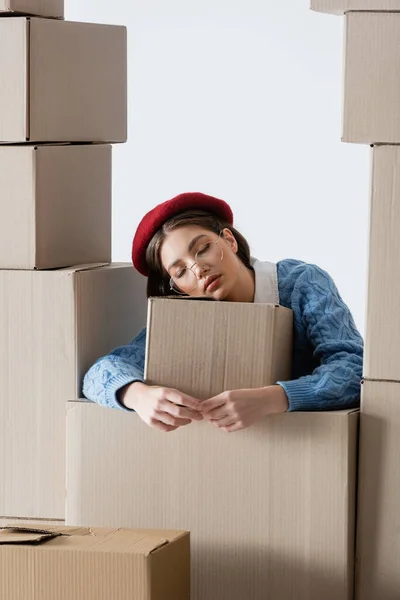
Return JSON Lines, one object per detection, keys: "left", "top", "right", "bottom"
{"left": 204, "top": 274, "right": 221, "bottom": 292}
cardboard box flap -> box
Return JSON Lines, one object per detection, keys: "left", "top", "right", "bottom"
{"left": 0, "top": 525, "right": 184, "bottom": 554}
{"left": 157, "top": 295, "right": 216, "bottom": 302}
{"left": 58, "top": 262, "right": 110, "bottom": 275}
{"left": 58, "top": 262, "right": 133, "bottom": 275}
{"left": 331, "top": 408, "right": 359, "bottom": 416}
{"left": 94, "top": 531, "right": 170, "bottom": 556}
{"left": 0, "top": 527, "right": 61, "bottom": 545}
{"left": 150, "top": 296, "right": 283, "bottom": 307}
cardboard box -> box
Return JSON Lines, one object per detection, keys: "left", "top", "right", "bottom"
{"left": 343, "top": 12, "right": 400, "bottom": 144}
{"left": 67, "top": 401, "right": 359, "bottom": 600}
{"left": 356, "top": 380, "right": 400, "bottom": 600}
{"left": 0, "top": 18, "right": 127, "bottom": 143}
{"left": 0, "top": 264, "right": 147, "bottom": 520}
{"left": 0, "top": 525, "right": 190, "bottom": 600}
{"left": 0, "top": 144, "right": 111, "bottom": 269}
{"left": 364, "top": 146, "right": 400, "bottom": 380}
{"left": 311, "top": 0, "right": 400, "bottom": 13}
{"left": 0, "top": 0, "right": 63, "bottom": 17}
{"left": 145, "top": 298, "right": 293, "bottom": 398}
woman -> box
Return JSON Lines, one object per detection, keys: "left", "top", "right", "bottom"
{"left": 83, "top": 192, "right": 363, "bottom": 433}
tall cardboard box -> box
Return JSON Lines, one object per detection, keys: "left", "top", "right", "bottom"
{"left": 311, "top": 0, "right": 400, "bottom": 13}
{"left": 67, "top": 402, "right": 358, "bottom": 600}
{"left": 0, "top": 18, "right": 127, "bottom": 143}
{"left": 0, "top": 264, "right": 147, "bottom": 520}
{"left": 356, "top": 380, "right": 400, "bottom": 600}
{"left": 0, "top": 525, "right": 190, "bottom": 600}
{"left": 0, "top": 0, "right": 64, "bottom": 17}
{"left": 363, "top": 146, "right": 400, "bottom": 380}
{"left": 0, "top": 144, "right": 112, "bottom": 269}
{"left": 343, "top": 12, "right": 400, "bottom": 143}
{"left": 145, "top": 298, "right": 293, "bottom": 397}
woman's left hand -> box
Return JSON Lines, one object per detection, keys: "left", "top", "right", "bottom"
{"left": 200, "top": 385, "right": 289, "bottom": 433}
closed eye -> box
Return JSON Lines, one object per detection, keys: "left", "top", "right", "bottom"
{"left": 196, "top": 242, "right": 211, "bottom": 256}
{"left": 175, "top": 268, "right": 187, "bottom": 279}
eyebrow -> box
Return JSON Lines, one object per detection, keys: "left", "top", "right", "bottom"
{"left": 167, "top": 234, "right": 208, "bottom": 272}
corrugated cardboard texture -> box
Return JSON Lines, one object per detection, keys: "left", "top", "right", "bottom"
{"left": 356, "top": 380, "right": 400, "bottom": 600}
{"left": 0, "top": 0, "right": 64, "bottom": 17}
{"left": 0, "top": 144, "right": 112, "bottom": 269}
{"left": 311, "top": 0, "right": 400, "bottom": 13}
{"left": 0, "top": 19, "right": 27, "bottom": 142}
{"left": 145, "top": 298, "right": 293, "bottom": 399}
{"left": 0, "top": 525, "right": 190, "bottom": 600}
{"left": 0, "top": 18, "right": 127, "bottom": 143}
{"left": 0, "top": 264, "right": 147, "bottom": 519}
{"left": 343, "top": 13, "right": 400, "bottom": 144}
{"left": 67, "top": 402, "right": 358, "bottom": 600}
{"left": 364, "top": 146, "right": 400, "bottom": 380}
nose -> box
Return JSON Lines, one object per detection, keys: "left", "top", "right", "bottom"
{"left": 192, "top": 262, "right": 209, "bottom": 279}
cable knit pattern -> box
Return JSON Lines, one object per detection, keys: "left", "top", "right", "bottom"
{"left": 275, "top": 259, "right": 363, "bottom": 411}
{"left": 82, "top": 259, "right": 363, "bottom": 412}
{"left": 83, "top": 328, "right": 146, "bottom": 410}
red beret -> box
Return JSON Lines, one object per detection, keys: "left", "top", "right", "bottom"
{"left": 132, "top": 192, "right": 234, "bottom": 276}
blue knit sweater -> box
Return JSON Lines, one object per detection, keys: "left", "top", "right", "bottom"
{"left": 82, "top": 259, "right": 363, "bottom": 412}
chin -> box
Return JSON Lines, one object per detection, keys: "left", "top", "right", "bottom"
{"left": 205, "top": 275, "right": 233, "bottom": 301}
{"left": 211, "top": 284, "right": 229, "bottom": 301}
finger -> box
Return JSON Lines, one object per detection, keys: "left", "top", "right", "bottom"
{"left": 204, "top": 407, "right": 229, "bottom": 420}
{"left": 147, "top": 417, "right": 179, "bottom": 432}
{"left": 162, "top": 401, "right": 203, "bottom": 421}
{"left": 201, "top": 395, "right": 227, "bottom": 413}
{"left": 156, "top": 411, "right": 192, "bottom": 427}
{"left": 165, "top": 425, "right": 179, "bottom": 433}
{"left": 154, "top": 422, "right": 179, "bottom": 433}
{"left": 223, "top": 422, "right": 247, "bottom": 433}
{"left": 164, "top": 388, "right": 202, "bottom": 411}
{"left": 210, "top": 416, "right": 236, "bottom": 428}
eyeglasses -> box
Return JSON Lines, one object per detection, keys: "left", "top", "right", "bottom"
{"left": 169, "top": 234, "right": 224, "bottom": 295}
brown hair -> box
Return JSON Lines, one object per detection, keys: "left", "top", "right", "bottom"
{"left": 145, "top": 210, "right": 252, "bottom": 298}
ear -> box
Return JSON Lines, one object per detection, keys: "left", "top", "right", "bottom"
{"left": 221, "top": 228, "right": 238, "bottom": 254}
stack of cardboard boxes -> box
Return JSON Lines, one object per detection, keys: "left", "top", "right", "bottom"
{"left": 67, "top": 297, "right": 360, "bottom": 600}
{"left": 0, "top": 4, "right": 187, "bottom": 598}
{"left": 312, "top": 2, "right": 400, "bottom": 599}
{"left": 0, "top": 2, "right": 148, "bottom": 530}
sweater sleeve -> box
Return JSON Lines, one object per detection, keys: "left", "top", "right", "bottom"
{"left": 276, "top": 261, "right": 363, "bottom": 412}
{"left": 82, "top": 327, "right": 146, "bottom": 411}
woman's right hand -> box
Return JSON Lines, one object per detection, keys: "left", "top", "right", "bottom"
{"left": 119, "top": 382, "right": 203, "bottom": 432}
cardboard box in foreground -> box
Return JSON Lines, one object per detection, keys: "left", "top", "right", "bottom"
{"left": 0, "top": 0, "right": 63, "bottom": 17}
{"left": 0, "top": 264, "right": 147, "bottom": 520}
{"left": 0, "top": 525, "right": 190, "bottom": 600}
{"left": 311, "top": 0, "right": 400, "bottom": 13}
{"left": 0, "top": 18, "right": 126, "bottom": 143}
{"left": 356, "top": 380, "right": 400, "bottom": 600}
{"left": 0, "top": 144, "right": 112, "bottom": 269}
{"left": 364, "top": 146, "right": 400, "bottom": 380}
{"left": 67, "top": 402, "right": 358, "bottom": 600}
{"left": 145, "top": 298, "right": 293, "bottom": 398}
{"left": 343, "top": 12, "right": 400, "bottom": 144}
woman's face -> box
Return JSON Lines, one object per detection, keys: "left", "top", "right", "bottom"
{"left": 159, "top": 225, "right": 241, "bottom": 300}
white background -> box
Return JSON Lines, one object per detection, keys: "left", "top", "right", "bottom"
{"left": 67, "top": 0, "right": 370, "bottom": 333}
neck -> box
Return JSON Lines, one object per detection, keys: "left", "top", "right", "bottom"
{"left": 226, "top": 264, "right": 255, "bottom": 303}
